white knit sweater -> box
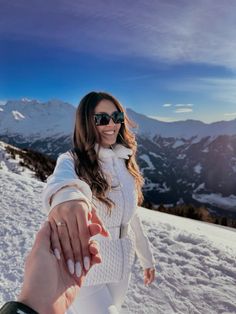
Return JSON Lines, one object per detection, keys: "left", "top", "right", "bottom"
{"left": 42, "top": 144, "right": 155, "bottom": 286}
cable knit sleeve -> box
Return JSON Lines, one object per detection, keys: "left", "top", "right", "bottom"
{"left": 42, "top": 152, "right": 92, "bottom": 213}
{"left": 130, "top": 211, "right": 155, "bottom": 269}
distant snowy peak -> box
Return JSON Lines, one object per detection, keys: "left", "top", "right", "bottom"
{"left": 126, "top": 108, "right": 236, "bottom": 139}
{"left": 2, "top": 98, "right": 73, "bottom": 112}
{"left": 20, "top": 97, "right": 40, "bottom": 103}
{"left": 4, "top": 98, "right": 41, "bottom": 108}
{"left": 0, "top": 98, "right": 76, "bottom": 139}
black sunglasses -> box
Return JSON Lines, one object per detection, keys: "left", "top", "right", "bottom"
{"left": 94, "top": 111, "right": 124, "bottom": 126}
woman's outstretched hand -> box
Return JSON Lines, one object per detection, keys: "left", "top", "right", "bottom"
{"left": 144, "top": 267, "right": 155, "bottom": 286}
{"left": 48, "top": 200, "right": 110, "bottom": 282}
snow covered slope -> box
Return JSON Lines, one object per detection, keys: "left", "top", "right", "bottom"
{"left": 0, "top": 141, "right": 36, "bottom": 178}
{"left": 0, "top": 141, "right": 55, "bottom": 181}
{"left": 0, "top": 168, "right": 236, "bottom": 313}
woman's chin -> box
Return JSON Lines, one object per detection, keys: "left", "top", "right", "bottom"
{"left": 101, "top": 139, "right": 117, "bottom": 148}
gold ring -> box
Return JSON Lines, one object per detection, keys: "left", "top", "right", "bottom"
{"left": 56, "top": 221, "right": 66, "bottom": 227}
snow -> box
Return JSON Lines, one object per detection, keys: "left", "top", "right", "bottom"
{"left": 143, "top": 182, "right": 161, "bottom": 191}
{"left": 139, "top": 154, "right": 155, "bottom": 170}
{"left": 202, "top": 147, "right": 209, "bottom": 153}
{"left": 0, "top": 99, "right": 75, "bottom": 140}
{"left": 21, "top": 97, "right": 36, "bottom": 103}
{"left": 172, "top": 140, "right": 185, "bottom": 148}
{"left": 0, "top": 141, "right": 36, "bottom": 178}
{"left": 193, "top": 193, "right": 236, "bottom": 212}
{"left": 1, "top": 101, "right": 236, "bottom": 143}
{"left": 177, "top": 154, "right": 186, "bottom": 159}
{"left": 12, "top": 110, "right": 25, "bottom": 120}
{"left": 194, "top": 163, "right": 202, "bottom": 174}
{"left": 149, "top": 152, "right": 162, "bottom": 159}
{"left": 228, "top": 144, "right": 234, "bottom": 151}
{"left": 144, "top": 179, "right": 170, "bottom": 193}
{"left": 0, "top": 167, "right": 236, "bottom": 313}
{"left": 193, "top": 183, "right": 205, "bottom": 193}
{"left": 127, "top": 108, "right": 236, "bottom": 139}
{"left": 158, "top": 182, "right": 170, "bottom": 193}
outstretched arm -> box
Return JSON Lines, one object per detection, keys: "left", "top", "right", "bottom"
{"left": 42, "top": 152, "right": 109, "bottom": 281}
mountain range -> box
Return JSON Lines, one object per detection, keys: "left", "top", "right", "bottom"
{"left": 0, "top": 98, "right": 235, "bottom": 218}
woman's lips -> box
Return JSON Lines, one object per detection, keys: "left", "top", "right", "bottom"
{"left": 102, "top": 130, "right": 116, "bottom": 136}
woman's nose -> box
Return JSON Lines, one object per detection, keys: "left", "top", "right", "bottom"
{"left": 108, "top": 118, "right": 116, "bottom": 126}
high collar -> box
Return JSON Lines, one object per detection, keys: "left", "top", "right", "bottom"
{"left": 94, "top": 143, "right": 133, "bottom": 159}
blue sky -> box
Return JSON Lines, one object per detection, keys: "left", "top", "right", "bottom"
{"left": 0, "top": 0, "right": 236, "bottom": 123}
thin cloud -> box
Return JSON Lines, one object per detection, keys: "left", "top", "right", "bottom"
{"left": 169, "top": 77, "right": 236, "bottom": 104}
{"left": 175, "top": 108, "right": 193, "bottom": 113}
{"left": 148, "top": 115, "right": 177, "bottom": 122}
{"left": 200, "top": 78, "right": 236, "bottom": 104}
{"left": 224, "top": 112, "right": 236, "bottom": 116}
{"left": 1, "top": 1, "right": 236, "bottom": 68}
{"left": 163, "top": 104, "right": 172, "bottom": 107}
{"left": 175, "top": 104, "right": 194, "bottom": 107}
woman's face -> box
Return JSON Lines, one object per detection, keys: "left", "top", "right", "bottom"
{"left": 94, "top": 99, "right": 121, "bottom": 148}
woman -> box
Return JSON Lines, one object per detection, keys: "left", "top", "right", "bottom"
{"left": 42, "top": 91, "right": 155, "bottom": 314}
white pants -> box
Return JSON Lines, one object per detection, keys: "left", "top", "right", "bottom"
{"left": 66, "top": 273, "right": 131, "bottom": 314}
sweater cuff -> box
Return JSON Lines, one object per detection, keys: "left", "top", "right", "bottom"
{"left": 50, "top": 187, "right": 92, "bottom": 212}
{"left": 139, "top": 257, "right": 156, "bottom": 269}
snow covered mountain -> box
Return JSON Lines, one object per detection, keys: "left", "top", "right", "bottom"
{"left": 0, "top": 98, "right": 75, "bottom": 139}
{"left": 1, "top": 98, "right": 236, "bottom": 142}
{"left": 137, "top": 135, "right": 236, "bottom": 218}
{"left": 0, "top": 98, "right": 236, "bottom": 217}
{"left": 0, "top": 165, "right": 236, "bottom": 313}
{"left": 127, "top": 108, "right": 236, "bottom": 139}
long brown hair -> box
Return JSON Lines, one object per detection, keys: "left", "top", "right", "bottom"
{"left": 71, "top": 91, "right": 144, "bottom": 213}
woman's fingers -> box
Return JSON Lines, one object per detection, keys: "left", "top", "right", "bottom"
{"left": 90, "top": 207, "right": 111, "bottom": 238}
{"left": 144, "top": 268, "right": 155, "bottom": 285}
{"left": 49, "top": 220, "right": 62, "bottom": 261}
{"left": 88, "top": 223, "right": 102, "bottom": 236}
{"left": 53, "top": 219, "right": 75, "bottom": 276}
{"left": 76, "top": 209, "right": 92, "bottom": 274}
{"left": 66, "top": 217, "right": 84, "bottom": 279}
{"left": 144, "top": 269, "right": 149, "bottom": 285}
{"left": 71, "top": 240, "right": 101, "bottom": 287}
{"left": 48, "top": 201, "right": 106, "bottom": 281}
{"left": 149, "top": 269, "right": 155, "bottom": 283}
{"left": 87, "top": 211, "right": 92, "bottom": 221}
{"left": 89, "top": 241, "right": 102, "bottom": 266}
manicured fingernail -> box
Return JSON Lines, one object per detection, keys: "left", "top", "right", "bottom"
{"left": 67, "top": 259, "right": 74, "bottom": 274}
{"left": 75, "top": 262, "right": 82, "bottom": 278}
{"left": 84, "top": 256, "right": 90, "bottom": 271}
{"left": 54, "top": 248, "right": 60, "bottom": 260}
{"left": 106, "top": 230, "right": 111, "bottom": 238}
